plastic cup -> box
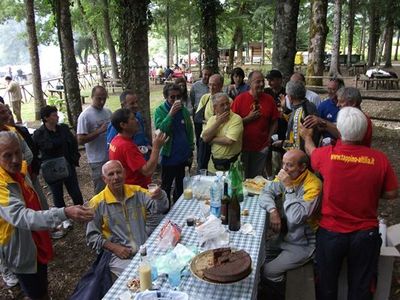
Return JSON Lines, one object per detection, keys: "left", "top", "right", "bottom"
{"left": 147, "top": 183, "right": 158, "bottom": 193}
{"left": 83, "top": 201, "right": 95, "bottom": 214}
{"left": 168, "top": 268, "right": 181, "bottom": 287}
{"left": 199, "top": 169, "right": 208, "bottom": 177}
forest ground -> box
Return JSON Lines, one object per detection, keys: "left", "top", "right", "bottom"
{"left": 1, "top": 65, "right": 400, "bottom": 299}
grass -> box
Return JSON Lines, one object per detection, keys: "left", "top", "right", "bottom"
{"left": 21, "top": 87, "right": 165, "bottom": 126}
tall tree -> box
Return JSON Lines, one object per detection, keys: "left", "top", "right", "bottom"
{"left": 52, "top": 0, "right": 82, "bottom": 128}
{"left": 329, "top": 0, "right": 342, "bottom": 76}
{"left": 306, "top": 0, "right": 328, "bottom": 86}
{"left": 395, "top": 29, "right": 400, "bottom": 61}
{"left": 101, "top": 0, "right": 119, "bottom": 79}
{"left": 76, "top": 0, "right": 104, "bottom": 86}
{"left": 116, "top": 0, "right": 151, "bottom": 137}
{"left": 272, "top": 0, "right": 300, "bottom": 82}
{"left": 383, "top": 0, "right": 395, "bottom": 67}
{"left": 198, "top": 0, "right": 222, "bottom": 73}
{"left": 367, "top": 0, "right": 380, "bottom": 67}
{"left": 346, "top": 0, "right": 356, "bottom": 68}
{"left": 25, "top": 0, "right": 46, "bottom": 120}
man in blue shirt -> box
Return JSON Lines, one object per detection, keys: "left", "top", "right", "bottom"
{"left": 106, "top": 90, "right": 151, "bottom": 159}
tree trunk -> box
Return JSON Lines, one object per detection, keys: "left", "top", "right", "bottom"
{"left": 175, "top": 35, "right": 178, "bottom": 64}
{"left": 346, "top": 0, "right": 355, "bottom": 68}
{"left": 306, "top": 0, "right": 328, "bottom": 86}
{"left": 52, "top": 0, "right": 82, "bottom": 128}
{"left": 236, "top": 27, "right": 244, "bottom": 65}
{"left": 384, "top": 0, "right": 394, "bottom": 67}
{"left": 272, "top": 0, "right": 300, "bottom": 83}
{"left": 166, "top": 1, "right": 170, "bottom": 68}
{"left": 116, "top": 0, "right": 151, "bottom": 138}
{"left": 329, "top": 0, "right": 342, "bottom": 76}
{"left": 188, "top": 21, "right": 191, "bottom": 69}
{"left": 395, "top": 30, "right": 400, "bottom": 61}
{"left": 261, "top": 20, "right": 265, "bottom": 65}
{"left": 359, "top": 11, "right": 366, "bottom": 61}
{"left": 198, "top": 0, "right": 221, "bottom": 73}
{"left": 25, "top": 0, "right": 46, "bottom": 120}
{"left": 101, "top": 0, "right": 119, "bottom": 79}
{"left": 377, "top": 27, "right": 387, "bottom": 65}
{"left": 367, "top": 0, "right": 380, "bottom": 67}
{"left": 77, "top": 0, "right": 104, "bottom": 86}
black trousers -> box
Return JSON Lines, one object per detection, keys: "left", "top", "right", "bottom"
{"left": 161, "top": 162, "right": 186, "bottom": 207}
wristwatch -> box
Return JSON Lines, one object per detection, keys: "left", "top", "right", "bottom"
{"left": 285, "top": 187, "right": 295, "bottom": 194}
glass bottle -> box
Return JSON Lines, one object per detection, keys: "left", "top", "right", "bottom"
{"left": 183, "top": 166, "right": 192, "bottom": 200}
{"left": 221, "top": 181, "right": 230, "bottom": 225}
{"left": 228, "top": 188, "right": 241, "bottom": 231}
{"left": 138, "top": 245, "right": 152, "bottom": 291}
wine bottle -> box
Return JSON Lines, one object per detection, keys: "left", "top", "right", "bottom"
{"left": 228, "top": 188, "right": 241, "bottom": 231}
{"left": 221, "top": 181, "right": 230, "bottom": 225}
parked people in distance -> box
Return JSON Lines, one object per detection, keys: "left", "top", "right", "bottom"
{"left": 201, "top": 93, "right": 243, "bottom": 173}
{"left": 300, "top": 107, "right": 398, "bottom": 300}
{"left": 154, "top": 84, "right": 194, "bottom": 205}
{"left": 86, "top": 160, "right": 168, "bottom": 277}
{"left": 4, "top": 76, "right": 23, "bottom": 124}
{"left": 231, "top": 70, "right": 280, "bottom": 178}
{"left": 106, "top": 90, "right": 152, "bottom": 160}
{"left": 77, "top": 86, "right": 112, "bottom": 194}
{"left": 224, "top": 67, "right": 250, "bottom": 100}
{"left": 258, "top": 149, "right": 322, "bottom": 299}
{"left": 33, "top": 106, "right": 84, "bottom": 230}
{"left": 0, "top": 131, "right": 93, "bottom": 300}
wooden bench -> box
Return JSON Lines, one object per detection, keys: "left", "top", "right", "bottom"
{"left": 286, "top": 261, "right": 316, "bottom": 300}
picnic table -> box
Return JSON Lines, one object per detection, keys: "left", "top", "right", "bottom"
{"left": 103, "top": 175, "right": 268, "bottom": 300}
{"left": 47, "top": 88, "right": 87, "bottom": 105}
{"left": 104, "top": 78, "right": 124, "bottom": 93}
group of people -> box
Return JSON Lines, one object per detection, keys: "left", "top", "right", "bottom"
{"left": 0, "top": 66, "right": 397, "bottom": 300}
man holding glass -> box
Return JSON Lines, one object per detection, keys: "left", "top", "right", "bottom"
{"left": 86, "top": 160, "right": 169, "bottom": 277}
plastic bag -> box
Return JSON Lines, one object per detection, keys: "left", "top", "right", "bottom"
{"left": 195, "top": 215, "right": 229, "bottom": 249}
{"left": 158, "top": 221, "right": 182, "bottom": 250}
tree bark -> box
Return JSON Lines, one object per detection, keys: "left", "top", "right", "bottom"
{"left": 25, "top": 0, "right": 46, "bottom": 120}
{"left": 359, "top": 11, "right": 367, "bottom": 61}
{"left": 101, "top": 0, "right": 119, "bottom": 79}
{"left": 188, "top": 20, "right": 192, "bottom": 69}
{"left": 198, "top": 0, "right": 221, "bottom": 73}
{"left": 77, "top": 0, "right": 104, "bottom": 86}
{"left": 346, "top": 0, "right": 355, "bottom": 68}
{"left": 52, "top": 0, "right": 82, "bottom": 128}
{"left": 306, "top": 0, "right": 328, "bottom": 86}
{"left": 166, "top": 1, "right": 170, "bottom": 68}
{"left": 116, "top": 0, "right": 151, "bottom": 138}
{"left": 272, "top": 0, "right": 300, "bottom": 83}
{"left": 383, "top": 0, "right": 395, "bottom": 67}
{"left": 377, "top": 27, "right": 387, "bottom": 65}
{"left": 329, "top": 0, "right": 342, "bottom": 76}
{"left": 367, "top": 0, "right": 380, "bottom": 67}
{"left": 395, "top": 30, "right": 400, "bottom": 61}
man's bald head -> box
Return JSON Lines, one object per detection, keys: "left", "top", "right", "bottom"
{"left": 290, "top": 72, "right": 305, "bottom": 83}
{"left": 282, "top": 149, "right": 309, "bottom": 180}
{"left": 102, "top": 160, "right": 124, "bottom": 176}
{"left": 208, "top": 74, "right": 224, "bottom": 95}
{"left": 101, "top": 160, "right": 126, "bottom": 194}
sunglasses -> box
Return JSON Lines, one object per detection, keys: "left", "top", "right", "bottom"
{"left": 169, "top": 95, "right": 182, "bottom": 100}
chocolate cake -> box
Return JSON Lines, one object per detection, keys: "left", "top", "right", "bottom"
{"left": 203, "top": 248, "right": 252, "bottom": 283}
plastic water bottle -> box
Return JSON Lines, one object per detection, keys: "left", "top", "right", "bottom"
{"left": 379, "top": 217, "right": 387, "bottom": 247}
{"left": 210, "top": 178, "right": 221, "bottom": 218}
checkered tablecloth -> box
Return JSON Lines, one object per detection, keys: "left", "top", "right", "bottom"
{"left": 103, "top": 183, "right": 267, "bottom": 300}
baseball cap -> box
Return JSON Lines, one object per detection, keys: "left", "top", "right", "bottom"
{"left": 266, "top": 69, "right": 282, "bottom": 80}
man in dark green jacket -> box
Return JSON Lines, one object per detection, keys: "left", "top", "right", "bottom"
{"left": 154, "top": 84, "right": 194, "bottom": 206}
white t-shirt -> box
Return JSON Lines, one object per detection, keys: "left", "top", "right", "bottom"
{"left": 286, "top": 89, "right": 322, "bottom": 110}
{"left": 77, "top": 105, "right": 112, "bottom": 163}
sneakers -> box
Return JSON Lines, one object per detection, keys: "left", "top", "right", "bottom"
{"left": 62, "top": 219, "right": 73, "bottom": 230}
{"left": 2, "top": 268, "right": 18, "bottom": 287}
{"left": 51, "top": 226, "right": 66, "bottom": 240}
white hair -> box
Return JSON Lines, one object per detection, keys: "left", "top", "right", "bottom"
{"left": 337, "top": 107, "right": 367, "bottom": 142}
{"left": 211, "top": 92, "right": 229, "bottom": 105}
{"left": 101, "top": 160, "right": 124, "bottom": 175}
{"left": 0, "top": 131, "right": 19, "bottom": 147}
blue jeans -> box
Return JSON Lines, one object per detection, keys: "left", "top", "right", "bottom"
{"left": 315, "top": 227, "right": 381, "bottom": 300}
{"left": 47, "top": 164, "right": 83, "bottom": 208}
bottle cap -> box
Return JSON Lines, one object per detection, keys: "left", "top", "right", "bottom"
{"left": 139, "top": 245, "right": 147, "bottom": 256}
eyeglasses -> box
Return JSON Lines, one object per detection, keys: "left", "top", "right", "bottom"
{"left": 169, "top": 95, "right": 182, "bottom": 100}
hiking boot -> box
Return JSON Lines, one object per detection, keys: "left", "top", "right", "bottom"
{"left": 2, "top": 268, "right": 18, "bottom": 287}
